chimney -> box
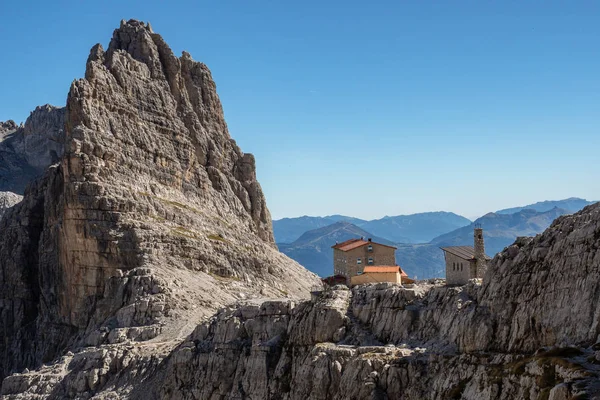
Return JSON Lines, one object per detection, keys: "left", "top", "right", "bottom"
{"left": 473, "top": 226, "right": 486, "bottom": 278}
{"left": 368, "top": 238, "right": 372, "bottom": 242}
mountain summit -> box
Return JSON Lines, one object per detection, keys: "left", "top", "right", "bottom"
{"left": 0, "top": 19, "right": 318, "bottom": 381}
{"left": 496, "top": 197, "right": 595, "bottom": 214}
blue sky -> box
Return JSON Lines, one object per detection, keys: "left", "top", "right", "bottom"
{"left": 1, "top": 1, "right": 598, "bottom": 220}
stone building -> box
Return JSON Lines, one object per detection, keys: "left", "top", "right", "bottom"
{"left": 441, "top": 227, "right": 491, "bottom": 285}
{"left": 332, "top": 238, "right": 396, "bottom": 283}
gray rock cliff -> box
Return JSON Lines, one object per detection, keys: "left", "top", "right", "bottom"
{"left": 0, "top": 191, "right": 22, "bottom": 219}
{"left": 3, "top": 203, "right": 600, "bottom": 399}
{"left": 0, "top": 105, "right": 66, "bottom": 194}
{"left": 0, "top": 18, "right": 319, "bottom": 385}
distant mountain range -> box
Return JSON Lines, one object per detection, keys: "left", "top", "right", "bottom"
{"left": 360, "top": 212, "right": 471, "bottom": 243}
{"left": 431, "top": 207, "right": 569, "bottom": 255}
{"left": 274, "top": 212, "right": 470, "bottom": 244}
{"left": 400, "top": 207, "right": 572, "bottom": 278}
{"left": 273, "top": 215, "right": 366, "bottom": 244}
{"left": 496, "top": 197, "right": 595, "bottom": 215}
{"left": 276, "top": 198, "right": 598, "bottom": 280}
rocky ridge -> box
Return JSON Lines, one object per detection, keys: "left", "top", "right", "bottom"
{"left": 3, "top": 202, "right": 600, "bottom": 398}
{"left": 152, "top": 200, "right": 600, "bottom": 399}
{"left": 0, "top": 105, "right": 66, "bottom": 194}
{"left": 0, "top": 18, "right": 319, "bottom": 385}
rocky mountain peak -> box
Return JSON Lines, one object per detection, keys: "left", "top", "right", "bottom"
{"left": 22, "top": 104, "right": 65, "bottom": 168}
{"left": 0, "top": 105, "right": 65, "bottom": 193}
{"left": 0, "top": 120, "right": 18, "bottom": 134}
{"left": 0, "top": 19, "right": 318, "bottom": 381}
{"left": 72, "top": 19, "right": 272, "bottom": 242}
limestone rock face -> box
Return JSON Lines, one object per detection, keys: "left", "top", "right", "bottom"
{"left": 0, "top": 105, "right": 66, "bottom": 193}
{"left": 0, "top": 191, "right": 22, "bottom": 219}
{"left": 21, "top": 105, "right": 66, "bottom": 169}
{"left": 0, "top": 19, "right": 319, "bottom": 382}
{"left": 0, "top": 167, "right": 65, "bottom": 380}
{"left": 154, "top": 289, "right": 595, "bottom": 400}
{"left": 480, "top": 203, "right": 600, "bottom": 353}
{"left": 6, "top": 202, "right": 596, "bottom": 399}
{"left": 0, "top": 120, "right": 18, "bottom": 136}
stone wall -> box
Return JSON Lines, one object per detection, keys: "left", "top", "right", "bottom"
{"left": 444, "top": 252, "right": 473, "bottom": 285}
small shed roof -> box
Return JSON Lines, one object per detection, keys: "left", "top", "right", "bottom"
{"left": 440, "top": 246, "right": 491, "bottom": 261}
{"left": 363, "top": 265, "right": 409, "bottom": 278}
{"left": 332, "top": 238, "right": 368, "bottom": 251}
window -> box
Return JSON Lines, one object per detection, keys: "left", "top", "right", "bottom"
{"left": 461, "top": 263, "right": 463, "bottom": 271}
{"left": 367, "top": 245, "right": 373, "bottom": 252}
{"left": 453, "top": 262, "right": 455, "bottom": 271}
{"left": 357, "top": 271, "right": 363, "bottom": 275}
{"left": 368, "top": 257, "right": 374, "bottom": 265}
{"left": 357, "top": 258, "right": 362, "bottom": 265}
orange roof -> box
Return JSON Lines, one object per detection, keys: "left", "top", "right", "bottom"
{"left": 331, "top": 238, "right": 397, "bottom": 252}
{"left": 363, "top": 265, "right": 410, "bottom": 278}
{"left": 333, "top": 239, "right": 368, "bottom": 251}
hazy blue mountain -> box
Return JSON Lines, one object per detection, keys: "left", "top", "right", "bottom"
{"left": 496, "top": 197, "right": 596, "bottom": 215}
{"left": 277, "top": 204, "right": 581, "bottom": 280}
{"left": 360, "top": 212, "right": 471, "bottom": 243}
{"left": 394, "top": 207, "right": 573, "bottom": 280}
{"left": 273, "top": 215, "right": 365, "bottom": 243}
{"left": 278, "top": 222, "right": 393, "bottom": 277}
{"left": 324, "top": 214, "right": 368, "bottom": 225}
{"left": 430, "top": 207, "right": 570, "bottom": 255}
{"left": 273, "top": 212, "right": 469, "bottom": 244}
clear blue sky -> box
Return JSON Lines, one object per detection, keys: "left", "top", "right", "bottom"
{"left": 1, "top": 1, "right": 598, "bottom": 220}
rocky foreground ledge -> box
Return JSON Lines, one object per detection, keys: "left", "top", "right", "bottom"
{"left": 3, "top": 278, "right": 600, "bottom": 399}
{"left": 4, "top": 200, "right": 600, "bottom": 399}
